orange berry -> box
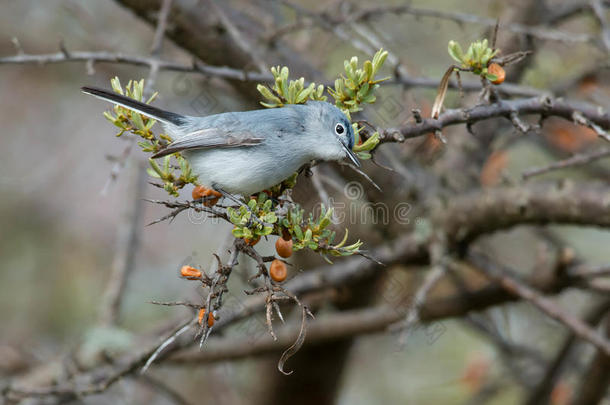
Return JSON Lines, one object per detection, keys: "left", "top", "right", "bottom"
{"left": 275, "top": 237, "right": 293, "bottom": 258}
{"left": 244, "top": 236, "right": 261, "bottom": 246}
{"left": 197, "top": 308, "right": 215, "bottom": 327}
{"left": 269, "top": 259, "right": 287, "bottom": 282}
{"left": 180, "top": 265, "right": 202, "bottom": 278}
{"left": 192, "top": 185, "right": 207, "bottom": 200}
{"left": 192, "top": 186, "right": 222, "bottom": 206}
{"left": 203, "top": 189, "right": 221, "bottom": 207}
{"left": 487, "top": 63, "right": 505, "bottom": 85}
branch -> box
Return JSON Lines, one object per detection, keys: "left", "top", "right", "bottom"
{"left": 98, "top": 162, "right": 147, "bottom": 326}
{"left": 522, "top": 147, "right": 610, "bottom": 179}
{"left": 525, "top": 299, "right": 610, "bottom": 405}
{"left": 438, "top": 182, "right": 610, "bottom": 249}
{"left": 166, "top": 305, "right": 404, "bottom": 364}
{"left": 164, "top": 255, "right": 582, "bottom": 365}
{"left": 4, "top": 225, "right": 596, "bottom": 400}
{"left": 380, "top": 96, "right": 610, "bottom": 143}
{"left": 469, "top": 253, "right": 610, "bottom": 357}
{"left": 270, "top": 3, "right": 596, "bottom": 45}
{"left": 0, "top": 50, "right": 273, "bottom": 82}
{"left": 590, "top": 0, "right": 610, "bottom": 53}
{"left": 571, "top": 313, "right": 610, "bottom": 405}
{"left": 0, "top": 47, "right": 544, "bottom": 98}
{"left": 112, "top": 0, "right": 323, "bottom": 100}
{"left": 144, "top": 0, "right": 174, "bottom": 97}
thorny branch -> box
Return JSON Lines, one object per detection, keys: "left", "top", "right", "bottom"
{"left": 377, "top": 96, "right": 610, "bottom": 144}
{"left": 0, "top": 49, "right": 273, "bottom": 82}
{"left": 5, "top": 196, "right": 610, "bottom": 401}
{"left": 0, "top": 48, "right": 544, "bottom": 97}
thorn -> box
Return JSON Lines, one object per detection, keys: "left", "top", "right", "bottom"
{"left": 411, "top": 108, "right": 423, "bottom": 124}
{"left": 11, "top": 37, "right": 24, "bottom": 55}
{"left": 509, "top": 111, "right": 530, "bottom": 133}
{"left": 59, "top": 39, "right": 70, "bottom": 58}
{"left": 434, "top": 130, "right": 447, "bottom": 144}
{"left": 86, "top": 59, "right": 95, "bottom": 75}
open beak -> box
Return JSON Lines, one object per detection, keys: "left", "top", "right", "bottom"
{"left": 342, "top": 143, "right": 361, "bottom": 167}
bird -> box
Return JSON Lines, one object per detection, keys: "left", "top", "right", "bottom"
{"left": 82, "top": 86, "right": 359, "bottom": 197}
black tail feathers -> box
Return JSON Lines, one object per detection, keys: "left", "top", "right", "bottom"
{"left": 81, "top": 86, "right": 186, "bottom": 126}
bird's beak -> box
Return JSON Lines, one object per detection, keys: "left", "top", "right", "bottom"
{"left": 342, "top": 143, "right": 361, "bottom": 167}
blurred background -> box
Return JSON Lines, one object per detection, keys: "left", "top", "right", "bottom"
{"left": 1, "top": 0, "right": 609, "bottom": 404}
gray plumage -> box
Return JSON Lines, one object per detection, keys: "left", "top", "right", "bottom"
{"left": 82, "top": 86, "right": 359, "bottom": 196}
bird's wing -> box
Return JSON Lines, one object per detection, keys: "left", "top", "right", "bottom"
{"left": 151, "top": 128, "right": 263, "bottom": 158}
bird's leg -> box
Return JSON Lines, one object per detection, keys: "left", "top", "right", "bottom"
{"left": 297, "top": 161, "right": 315, "bottom": 177}
{"left": 212, "top": 185, "right": 266, "bottom": 227}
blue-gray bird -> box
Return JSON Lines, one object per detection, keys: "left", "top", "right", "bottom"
{"left": 82, "top": 86, "right": 359, "bottom": 196}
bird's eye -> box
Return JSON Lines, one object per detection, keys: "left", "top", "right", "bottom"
{"left": 335, "top": 123, "right": 345, "bottom": 135}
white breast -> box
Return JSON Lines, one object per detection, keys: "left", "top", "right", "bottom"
{"left": 184, "top": 146, "right": 310, "bottom": 196}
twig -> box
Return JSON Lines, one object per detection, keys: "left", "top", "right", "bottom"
{"left": 572, "top": 110, "right": 610, "bottom": 142}
{"left": 208, "top": 0, "right": 267, "bottom": 73}
{"left": 0, "top": 49, "right": 273, "bottom": 82}
{"left": 144, "top": 0, "right": 174, "bottom": 97}
{"left": 270, "top": 3, "right": 596, "bottom": 46}
{"left": 469, "top": 252, "right": 610, "bottom": 357}
{"left": 397, "top": 233, "right": 447, "bottom": 346}
{"left": 569, "top": 263, "right": 610, "bottom": 278}
{"left": 98, "top": 162, "right": 147, "bottom": 326}
{"left": 139, "top": 374, "right": 194, "bottom": 405}
{"left": 150, "top": 0, "right": 173, "bottom": 56}
{"left": 144, "top": 198, "right": 228, "bottom": 225}
{"left": 196, "top": 239, "right": 241, "bottom": 348}
{"left": 278, "top": 0, "right": 413, "bottom": 89}
{"left": 522, "top": 147, "right": 610, "bottom": 179}
{"left": 0, "top": 48, "right": 544, "bottom": 97}
{"left": 141, "top": 319, "right": 194, "bottom": 374}
{"left": 570, "top": 313, "right": 610, "bottom": 405}
{"left": 167, "top": 305, "right": 403, "bottom": 364}
{"left": 590, "top": 0, "right": 610, "bottom": 52}
{"left": 524, "top": 299, "right": 610, "bottom": 405}
{"left": 101, "top": 138, "right": 135, "bottom": 196}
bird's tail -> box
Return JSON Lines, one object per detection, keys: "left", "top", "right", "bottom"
{"left": 81, "top": 86, "right": 186, "bottom": 126}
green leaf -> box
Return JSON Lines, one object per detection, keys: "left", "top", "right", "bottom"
{"left": 149, "top": 158, "right": 163, "bottom": 177}
{"left": 304, "top": 228, "right": 312, "bottom": 242}
{"left": 257, "top": 84, "right": 282, "bottom": 105}
{"left": 448, "top": 40, "right": 464, "bottom": 64}
{"left": 363, "top": 60, "right": 373, "bottom": 80}
{"left": 372, "top": 49, "right": 388, "bottom": 73}
{"left": 264, "top": 212, "right": 277, "bottom": 223}
{"left": 146, "top": 168, "right": 161, "bottom": 178}
{"left": 485, "top": 73, "right": 498, "bottom": 82}
{"left": 294, "top": 225, "right": 303, "bottom": 240}
{"left": 110, "top": 76, "right": 123, "bottom": 94}
{"left": 353, "top": 132, "right": 380, "bottom": 152}
{"left": 131, "top": 112, "right": 145, "bottom": 131}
